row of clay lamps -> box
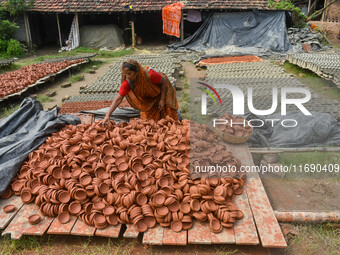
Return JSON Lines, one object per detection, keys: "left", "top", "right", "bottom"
{"left": 215, "top": 113, "right": 252, "bottom": 137}
{"left": 59, "top": 100, "right": 131, "bottom": 114}
{"left": 0, "top": 59, "right": 84, "bottom": 98}
{"left": 7, "top": 117, "right": 245, "bottom": 233}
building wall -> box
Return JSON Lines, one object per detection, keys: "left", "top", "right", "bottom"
{"left": 13, "top": 15, "right": 27, "bottom": 42}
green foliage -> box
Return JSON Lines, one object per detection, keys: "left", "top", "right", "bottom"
{"left": 70, "top": 74, "right": 84, "bottom": 83}
{"left": 6, "top": 38, "right": 22, "bottom": 57}
{"left": 268, "top": 0, "right": 307, "bottom": 28}
{"left": 0, "top": 19, "right": 18, "bottom": 41}
{"left": 0, "top": 39, "right": 8, "bottom": 53}
{"left": 37, "top": 94, "right": 53, "bottom": 103}
{"left": 5, "top": 0, "right": 36, "bottom": 16}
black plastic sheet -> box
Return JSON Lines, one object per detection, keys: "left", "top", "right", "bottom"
{"left": 168, "top": 11, "right": 292, "bottom": 55}
{"left": 0, "top": 98, "right": 80, "bottom": 195}
{"left": 246, "top": 112, "right": 340, "bottom": 147}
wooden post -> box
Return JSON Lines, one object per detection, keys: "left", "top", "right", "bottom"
{"left": 180, "top": 11, "right": 184, "bottom": 41}
{"left": 56, "top": 14, "right": 62, "bottom": 48}
{"left": 130, "top": 21, "right": 135, "bottom": 48}
{"left": 23, "top": 12, "right": 32, "bottom": 51}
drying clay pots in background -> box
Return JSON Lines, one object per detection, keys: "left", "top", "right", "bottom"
{"left": 7, "top": 117, "right": 246, "bottom": 233}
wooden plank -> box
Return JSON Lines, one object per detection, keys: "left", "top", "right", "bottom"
{"left": 47, "top": 216, "right": 77, "bottom": 235}
{"left": 211, "top": 227, "right": 235, "bottom": 244}
{"left": 2, "top": 203, "right": 39, "bottom": 239}
{"left": 0, "top": 196, "right": 24, "bottom": 229}
{"left": 95, "top": 224, "right": 122, "bottom": 238}
{"left": 233, "top": 191, "right": 259, "bottom": 245}
{"left": 162, "top": 228, "right": 187, "bottom": 246}
{"left": 71, "top": 219, "right": 96, "bottom": 236}
{"left": 21, "top": 209, "right": 54, "bottom": 237}
{"left": 123, "top": 224, "right": 139, "bottom": 238}
{"left": 142, "top": 224, "right": 164, "bottom": 245}
{"left": 188, "top": 221, "right": 211, "bottom": 244}
{"left": 233, "top": 143, "right": 287, "bottom": 248}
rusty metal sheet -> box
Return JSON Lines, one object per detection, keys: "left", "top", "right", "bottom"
{"left": 233, "top": 191, "right": 259, "bottom": 245}
{"left": 2, "top": 204, "right": 39, "bottom": 239}
{"left": 162, "top": 228, "right": 187, "bottom": 245}
{"left": 0, "top": 196, "right": 24, "bottom": 229}
{"left": 95, "top": 224, "right": 122, "bottom": 238}
{"left": 47, "top": 216, "right": 77, "bottom": 235}
{"left": 188, "top": 221, "right": 211, "bottom": 244}
{"left": 233, "top": 143, "right": 287, "bottom": 248}
{"left": 211, "top": 227, "right": 235, "bottom": 244}
{"left": 71, "top": 219, "right": 96, "bottom": 236}
{"left": 123, "top": 224, "right": 139, "bottom": 238}
{"left": 142, "top": 225, "right": 164, "bottom": 245}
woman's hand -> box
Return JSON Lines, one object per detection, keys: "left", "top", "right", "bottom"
{"left": 103, "top": 115, "right": 110, "bottom": 125}
{"left": 158, "top": 99, "right": 165, "bottom": 111}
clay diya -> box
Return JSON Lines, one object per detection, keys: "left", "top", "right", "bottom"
{"left": 171, "top": 220, "right": 182, "bottom": 232}
{"left": 135, "top": 219, "right": 147, "bottom": 232}
{"left": 3, "top": 204, "right": 15, "bottom": 213}
{"left": 69, "top": 201, "right": 81, "bottom": 215}
{"left": 58, "top": 211, "right": 70, "bottom": 224}
{"left": 28, "top": 214, "right": 41, "bottom": 225}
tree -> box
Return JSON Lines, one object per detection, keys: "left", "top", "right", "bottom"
{"left": 5, "top": 0, "right": 35, "bottom": 16}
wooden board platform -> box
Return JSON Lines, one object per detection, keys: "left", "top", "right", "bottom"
{"left": 0, "top": 143, "right": 286, "bottom": 248}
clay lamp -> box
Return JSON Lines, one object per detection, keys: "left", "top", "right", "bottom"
{"left": 74, "top": 189, "right": 87, "bottom": 201}
{"left": 93, "top": 201, "right": 105, "bottom": 211}
{"left": 179, "top": 203, "right": 191, "bottom": 214}
{"left": 210, "top": 219, "right": 222, "bottom": 233}
{"left": 93, "top": 213, "right": 106, "bottom": 226}
{"left": 99, "top": 183, "right": 109, "bottom": 194}
{"left": 135, "top": 219, "right": 148, "bottom": 232}
{"left": 106, "top": 214, "right": 118, "bottom": 226}
{"left": 103, "top": 206, "right": 115, "bottom": 216}
{"left": 28, "top": 214, "right": 41, "bottom": 225}
{"left": 156, "top": 206, "right": 169, "bottom": 217}
{"left": 58, "top": 191, "right": 71, "bottom": 204}
{"left": 136, "top": 170, "right": 148, "bottom": 181}
{"left": 190, "top": 199, "right": 200, "bottom": 212}
{"left": 103, "top": 145, "right": 115, "bottom": 156}
{"left": 171, "top": 220, "right": 183, "bottom": 232}
{"left": 154, "top": 168, "right": 164, "bottom": 179}
{"left": 158, "top": 177, "right": 169, "bottom": 188}
{"left": 58, "top": 211, "right": 70, "bottom": 224}
{"left": 168, "top": 201, "right": 180, "bottom": 212}
{"left": 136, "top": 193, "right": 147, "bottom": 206}
{"left": 80, "top": 175, "right": 92, "bottom": 186}
{"left": 69, "top": 201, "right": 81, "bottom": 215}
{"left": 144, "top": 216, "right": 156, "bottom": 228}
{"left": 153, "top": 192, "right": 166, "bottom": 206}
{"left": 21, "top": 188, "right": 34, "bottom": 204}
{"left": 142, "top": 154, "right": 153, "bottom": 165}
{"left": 118, "top": 162, "right": 129, "bottom": 172}
{"left": 62, "top": 170, "right": 71, "bottom": 179}
{"left": 12, "top": 181, "right": 24, "bottom": 193}
{"left": 3, "top": 204, "right": 15, "bottom": 213}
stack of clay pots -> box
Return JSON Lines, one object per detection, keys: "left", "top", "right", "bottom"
{"left": 8, "top": 117, "right": 245, "bottom": 233}
{"left": 0, "top": 59, "right": 84, "bottom": 98}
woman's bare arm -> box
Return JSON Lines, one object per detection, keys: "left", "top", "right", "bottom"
{"left": 103, "top": 94, "right": 124, "bottom": 124}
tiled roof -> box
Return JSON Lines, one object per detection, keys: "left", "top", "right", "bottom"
{"left": 1, "top": 0, "right": 272, "bottom": 13}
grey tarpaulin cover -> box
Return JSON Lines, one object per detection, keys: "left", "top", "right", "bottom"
{"left": 0, "top": 98, "right": 80, "bottom": 195}
{"left": 246, "top": 112, "right": 340, "bottom": 147}
{"left": 80, "top": 107, "right": 140, "bottom": 123}
{"left": 168, "top": 11, "right": 292, "bottom": 55}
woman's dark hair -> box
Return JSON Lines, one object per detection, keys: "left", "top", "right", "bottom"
{"left": 123, "top": 62, "right": 138, "bottom": 72}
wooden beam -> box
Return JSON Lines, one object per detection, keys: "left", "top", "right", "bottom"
{"left": 308, "top": 0, "right": 312, "bottom": 13}
{"left": 56, "top": 14, "right": 62, "bottom": 48}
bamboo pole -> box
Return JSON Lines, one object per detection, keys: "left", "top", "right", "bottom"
{"left": 249, "top": 147, "right": 340, "bottom": 154}
{"left": 308, "top": 0, "right": 312, "bottom": 13}
{"left": 56, "top": 14, "right": 62, "bottom": 48}
{"left": 275, "top": 211, "right": 340, "bottom": 223}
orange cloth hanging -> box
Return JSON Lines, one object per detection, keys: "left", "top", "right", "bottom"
{"left": 162, "top": 2, "right": 185, "bottom": 38}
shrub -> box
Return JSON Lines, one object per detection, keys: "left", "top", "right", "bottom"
{"left": 0, "top": 39, "right": 8, "bottom": 53}
{"left": 6, "top": 39, "right": 22, "bottom": 57}
{"left": 0, "top": 19, "right": 18, "bottom": 41}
